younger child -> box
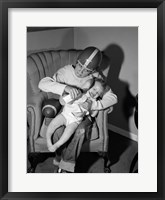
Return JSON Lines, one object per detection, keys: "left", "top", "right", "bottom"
{"left": 46, "top": 78, "right": 106, "bottom": 153}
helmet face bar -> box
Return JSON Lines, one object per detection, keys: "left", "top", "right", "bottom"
{"left": 82, "top": 49, "right": 99, "bottom": 69}
{"left": 77, "top": 60, "right": 94, "bottom": 72}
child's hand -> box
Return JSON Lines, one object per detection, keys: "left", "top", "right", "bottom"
{"left": 81, "top": 100, "right": 92, "bottom": 110}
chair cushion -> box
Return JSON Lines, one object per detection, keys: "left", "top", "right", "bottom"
{"left": 35, "top": 137, "right": 49, "bottom": 152}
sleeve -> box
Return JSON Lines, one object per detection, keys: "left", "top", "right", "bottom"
{"left": 91, "top": 86, "right": 118, "bottom": 111}
{"left": 38, "top": 68, "right": 67, "bottom": 96}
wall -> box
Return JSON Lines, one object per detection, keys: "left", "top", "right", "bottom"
{"left": 74, "top": 27, "right": 138, "bottom": 136}
{"left": 27, "top": 28, "right": 75, "bottom": 102}
{"left": 27, "top": 28, "right": 74, "bottom": 53}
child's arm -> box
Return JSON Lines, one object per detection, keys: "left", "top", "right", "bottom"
{"left": 88, "top": 98, "right": 106, "bottom": 117}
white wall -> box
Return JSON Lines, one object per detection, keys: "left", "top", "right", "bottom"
{"left": 27, "top": 28, "right": 74, "bottom": 53}
{"left": 27, "top": 28, "right": 75, "bottom": 100}
{"left": 74, "top": 27, "right": 138, "bottom": 136}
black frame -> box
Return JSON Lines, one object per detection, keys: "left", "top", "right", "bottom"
{"left": 0, "top": 0, "right": 164, "bottom": 199}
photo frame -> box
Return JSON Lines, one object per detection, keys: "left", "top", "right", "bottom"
{"left": 0, "top": 0, "right": 164, "bottom": 199}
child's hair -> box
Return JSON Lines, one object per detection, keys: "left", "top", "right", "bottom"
{"left": 83, "top": 78, "right": 106, "bottom": 95}
{"left": 93, "top": 77, "right": 106, "bottom": 89}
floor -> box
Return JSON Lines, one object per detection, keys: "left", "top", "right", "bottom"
{"left": 28, "top": 130, "right": 138, "bottom": 173}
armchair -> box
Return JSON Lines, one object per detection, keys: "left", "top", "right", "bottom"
{"left": 27, "top": 49, "right": 113, "bottom": 172}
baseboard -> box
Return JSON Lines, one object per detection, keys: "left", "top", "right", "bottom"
{"left": 108, "top": 124, "right": 138, "bottom": 142}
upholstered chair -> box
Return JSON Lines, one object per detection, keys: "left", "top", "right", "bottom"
{"left": 27, "top": 49, "right": 113, "bottom": 172}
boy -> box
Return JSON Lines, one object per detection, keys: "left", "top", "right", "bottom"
{"left": 39, "top": 46, "right": 117, "bottom": 172}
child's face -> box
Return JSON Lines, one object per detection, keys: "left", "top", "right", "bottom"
{"left": 88, "top": 81, "right": 104, "bottom": 99}
{"left": 74, "top": 61, "right": 94, "bottom": 78}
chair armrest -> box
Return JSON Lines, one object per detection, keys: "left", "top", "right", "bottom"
{"left": 27, "top": 92, "right": 47, "bottom": 151}
{"left": 95, "top": 106, "right": 113, "bottom": 152}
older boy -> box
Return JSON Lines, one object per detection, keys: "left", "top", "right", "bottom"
{"left": 38, "top": 46, "right": 117, "bottom": 173}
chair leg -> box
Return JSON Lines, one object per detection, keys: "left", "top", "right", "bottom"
{"left": 98, "top": 152, "right": 111, "bottom": 173}
{"left": 27, "top": 152, "right": 41, "bottom": 173}
{"left": 27, "top": 152, "right": 55, "bottom": 173}
{"left": 104, "top": 152, "right": 111, "bottom": 173}
{"left": 129, "top": 152, "right": 138, "bottom": 173}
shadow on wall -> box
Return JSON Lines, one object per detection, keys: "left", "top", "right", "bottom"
{"left": 101, "top": 43, "right": 136, "bottom": 133}
{"left": 99, "top": 44, "right": 137, "bottom": 165}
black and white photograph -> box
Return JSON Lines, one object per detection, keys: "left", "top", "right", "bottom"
{"left": 27, "top": 27, "right": 138, "bottom": 174}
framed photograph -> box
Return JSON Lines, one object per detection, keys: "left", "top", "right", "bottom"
{"left": 0, "top": 0, "right": 164, "bottom": 199}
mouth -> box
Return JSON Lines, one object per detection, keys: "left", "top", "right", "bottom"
{"left": 75, "top": 72, "right": 82, "bottom": 77}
